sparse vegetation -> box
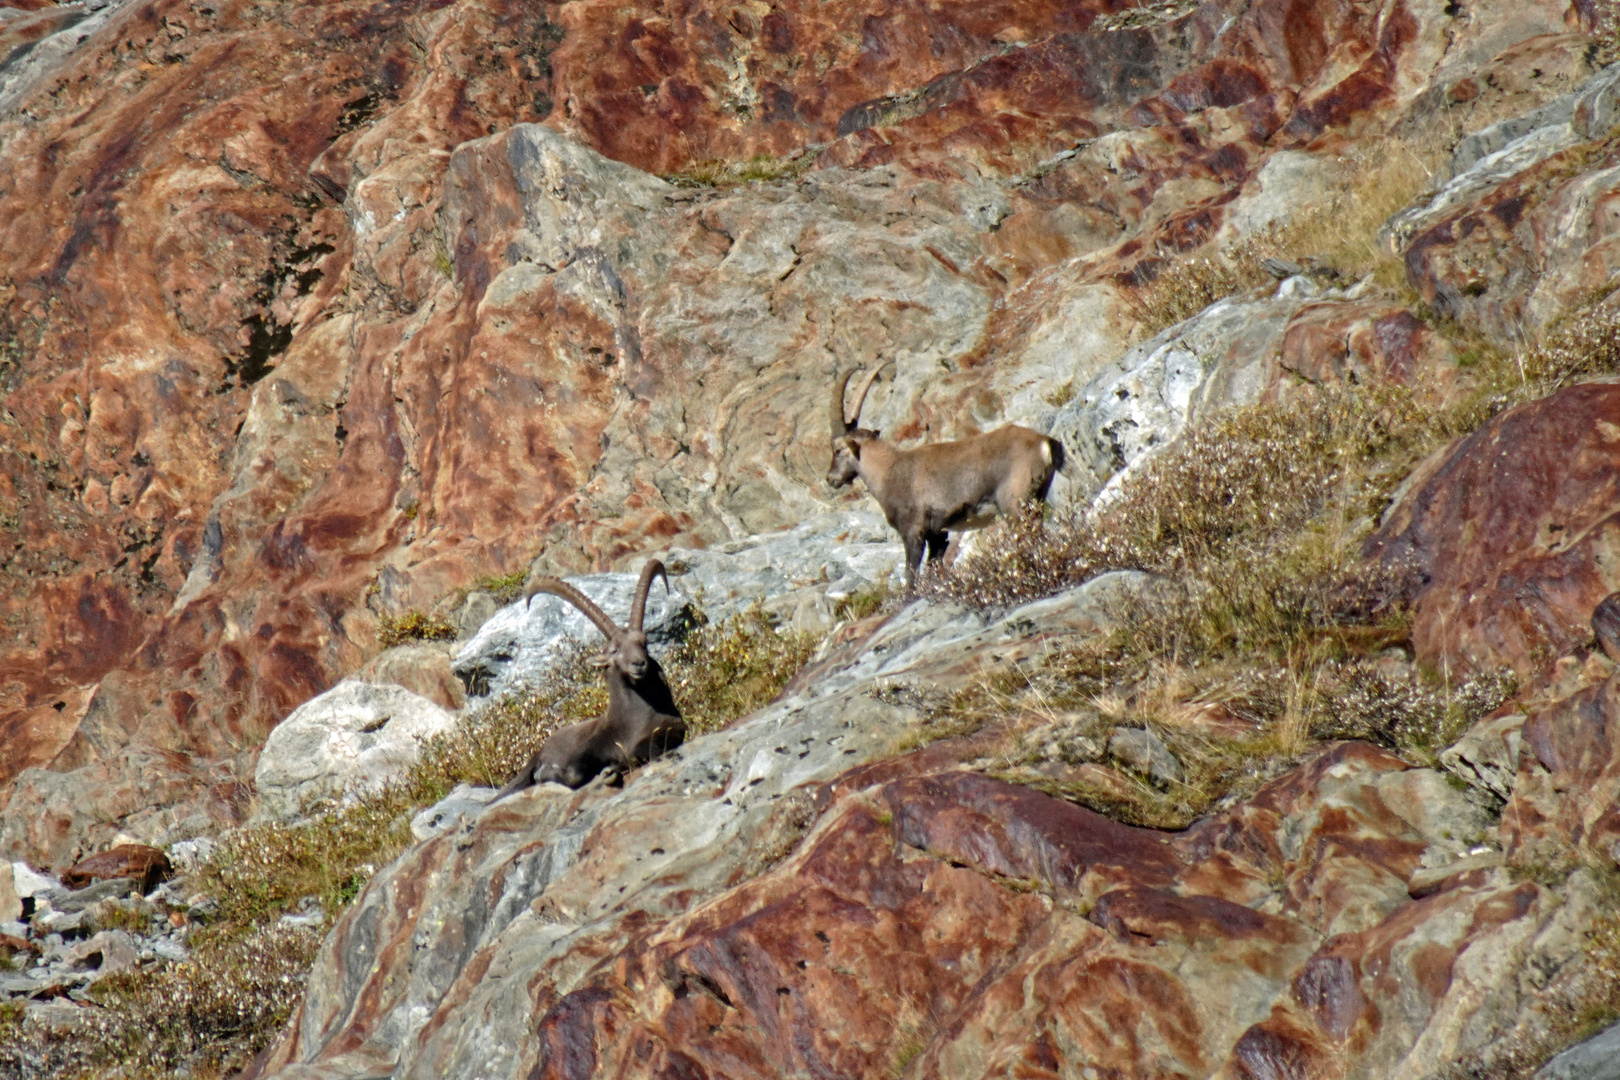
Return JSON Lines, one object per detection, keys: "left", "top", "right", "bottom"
{"left": 0, "top": 923, "right": 321, "bottom": 1080}
{"left": 1125, "top": 140, "right": 1444, "bottom": 334}
{"left": 376, "top": 609, "right": 458, "bottom": 647}
{"left": 1123, "top": 255, "right": 1270, "bottom": 335}
{"left": 667, "top": 607, "right": 819, "bottom": 737}
{"left": 661, "top": 150, "right": 819, "bottom": 188}
{"left": 833, "top": 578, "right": 898, "bottom": 623}
{"left": 913, "top": 367, "right": 1545, "bottom": 826}
{"left": 0, "top": 602, "right": 820, "bottom": 1079}
{"left": 471, "top": 569, "right": 529, "bottom": 605}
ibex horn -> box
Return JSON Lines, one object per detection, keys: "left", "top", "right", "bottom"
{"left": 629, "top": 559, "right": 670, "bottom": 633}
{"left": 525, "top": 577, "right": 622, "bottom": 641}
{"left": 846, "top": 361, "right": 892, "bottom": 430}
{"left": 830, "top": 366, "right": 858, "bottom": 438}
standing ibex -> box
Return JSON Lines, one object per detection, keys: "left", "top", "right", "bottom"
{"left": 828, "top": 363, "right": 1065, "bottom": 585}
{"left": 496, "top": 561, "right": 685, "bottom": 796}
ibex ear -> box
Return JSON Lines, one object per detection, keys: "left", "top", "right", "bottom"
{"left": 844, "top": 436, "right": 863, "bottom": 457}
{"left": 587, "top": 651, "right": 614, "bottom": 669}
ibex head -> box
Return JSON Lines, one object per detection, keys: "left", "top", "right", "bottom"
{"left": 524, "top": 560, "right": 671, "bottom": 682}
{"left": 827, "top": 363, "right": 892, "bottom": 489}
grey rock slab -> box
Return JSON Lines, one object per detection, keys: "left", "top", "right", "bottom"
{"left": 1440, "top": 712, "right": 1525, "bottom": 802}
{"left": 34, "top": 909, "right": 86, "bottom": 936}
{"left": 0, "top": 0, "right": 134, "bottom": 115}
{"left": 1385, "top": 64, "right": 1620, "bottom": 253}
{"left": 410, "top": 784, "right": 499, "bottom": 843}
{"left": 254, "top": 681, "right": 459, "bottom": 822}
{"left": 1215, "top": 150, "right": 1348, "bottom": 247}
{"left": 1048, "top": 278, "right": 1335, "bottom": 506}
{"left": 1537, "top": 1018, "right": 1620, "bottom": 1080}
{"left": 64, "top": 930, "right": 137, "bottom": 975}
{"left": 52, "top": 877, "right": 133, "bottom": 913}
{"left": 151, "top": 936, "right": 191, "bottom": 962}
{"left": 12, "top": 863, "right": 59, "bottom": 899}
{"left": 455, "top": 590, "right": 501, "bottom": 640}
{"left": 659, "top": 509, "right": 902, "bottom": 628}
{"left": 452, "top": 571, "right": 695, "bottom": 702}
{"left": 1108, "top": 726, "right": 1184, "bottom": 786}
{"left": 165, "top": 837, "right": 216, "bottom": 873}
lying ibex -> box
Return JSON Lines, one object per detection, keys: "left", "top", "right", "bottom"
{"left": 827, "top": 363, "right": 1065, "bottom": 585}
{"left": 496, "top": 561, "right": 685, "bottom": 795}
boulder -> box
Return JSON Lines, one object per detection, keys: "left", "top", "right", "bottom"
{"left": 354, "top": 642, "right": 467, "bottom": 712}
{"left": 1365, "top": 380, "right": 1620, "bottom": 678}
{"left": 1107, "top": 726, "right": 1185, "bottom": 786}
{"left": 63, "top": 930, "right": 139, "bottom": 977}
{"left": 1536, "top": 1019, "right": 1620, "bottom": 1080}
{"left": 11, "top": 864, "right": 58, "bottom": 900}
{"left": 253, "top": 682, "right": 459, "bottom": 822}
{"left": 61, "top": 844, "right": 172, "bottom": 895}
{"left": 1441, "top": 713, "right": 1527, "bottom": 802}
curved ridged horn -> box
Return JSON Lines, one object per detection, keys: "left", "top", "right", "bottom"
{"left": 830, "top": 366, "right": 858, "bottom": 438}
{"left": 629, "top": 559, "right": 670, "bottom": 633}
{"left": 846, "top": 361, "right": 892, "bottom": 430}
{"left": 525, "top": 577, "right": 622, "bottom": 641}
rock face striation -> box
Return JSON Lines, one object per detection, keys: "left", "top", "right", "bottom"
{"left": 5, "top": 0, "right": 1620, "bottom": 1073}
{"left": 0, "top": 0, "right": 1602, "bottom": 867}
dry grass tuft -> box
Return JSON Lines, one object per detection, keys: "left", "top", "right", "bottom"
{"left": 1123, "top": 256, "right": 1269, "bottom": 335}
{"left": 376, "top": 609, "right": 457, "bottom": 647}
{"left": 662, "top": 150, "right": 818, "bottom": 188}
{"left": 0, "top": 924, "right": 321, "bottom": 1080}
{"left": 7, "top": 605, "right": 818, "bottom": 1079}
{"left": 1124, "top": 140, "right": 1443, "bottom": 334}
{"left": 668, "top": 607, "right": 820, "bottom": 737}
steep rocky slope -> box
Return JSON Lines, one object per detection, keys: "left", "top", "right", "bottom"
{"left": 3, "top": 0, "right": 1620, "bottom": 1075}
{"left": 0, "top": 0, "right": 1603, "bottom": 865}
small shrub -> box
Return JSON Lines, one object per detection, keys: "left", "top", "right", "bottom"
{"left": 376, "top": 610, "right": 457, "bottom": 648}
{"left": 1315, "top": 661, "right": 1518, "bottom": 761}
{"left": 1123, "top": 255, "right": 1268, "bottom": 335}
{"left": 0, "top": 923, "right": 321, "bottom": 1080}
{"left": 666, "top": 607, "right": 819, "bottom": 737}
{"left": 662, "top": 150, "right": 818, "bottom": 188}
{"left": 472, "top": 569, "right": 529, "bottom": 606}
{"left": 833, "top": 579, "right": 897, "bottom": 623}
{"left": 1593, "top": 0, "right": 1620, "bottom": 68}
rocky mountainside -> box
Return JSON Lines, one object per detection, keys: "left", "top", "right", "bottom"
{"left": 3, "top": 0, "right": 1620, "bottom": 1074}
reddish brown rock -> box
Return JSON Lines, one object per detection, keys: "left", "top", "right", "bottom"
{"left": 1404, "top": 123, "right": 1620, "bottom": 344}
{"left": 1593, "top": 591, "right": 1620, "bottom": 663}
{"left": 60, "top": 843, "right": 172, "bottom": 894}
{"left": 1365, "top": 379, "right": 1620, "bottom": 680}
{"left": 1504, "top": 673, "right": 1620, "bottom": 862}
{"left": 1277, "top": 299, "right": 1459, "bottom": 389}
{"left": 250, "top": 725, "right": 1506, "bottom": 1079}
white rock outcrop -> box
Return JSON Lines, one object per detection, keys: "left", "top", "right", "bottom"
{"left": 254, "top": 682, "right": 458, "bottom": 822}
